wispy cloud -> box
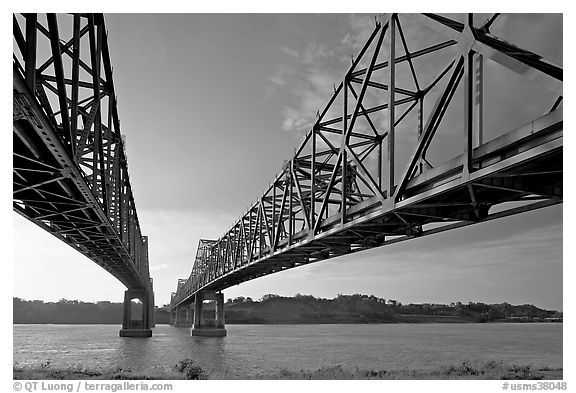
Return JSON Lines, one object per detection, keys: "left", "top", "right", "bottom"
{"left": 274, "top": 42, "right": 342, "bottom": 134}
{"left": 341, "top": 14, "right": 379, "bottom": 52}
{"left": 266, "top": 17, "right": 380, "bottom": 136}
{"left": 280, "top": 46, "right": 299, "bottom": 58}
{"left": 150, "top": 263, "right": 171, "bottom": 272}
{"left": 268, "top": 75, "right": 286, "bottom": 86}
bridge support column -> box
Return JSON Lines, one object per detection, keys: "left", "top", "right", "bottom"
{"left": 192, "top": 291, "right": 226, "bottom": 337}
{"left": 174, "top": 304, "right": 193, "bottom": 327}
{"left": 119, "top": 289, "right": 153, "bottom": 337}
{"left": 149, "top": 291, "right": 155, "bottom": 328}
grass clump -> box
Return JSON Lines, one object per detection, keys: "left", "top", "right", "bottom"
{"left": 14, "top": 359, "right": 562, "bottom": 380}
{"left": 13, "top": 361, "right": 183, "bottom": 380}
{"left": 173, "top": 359, "right": 206, "bottom": 380}
{"left": 257, "top": 361, "right": 562, "bottom": 380}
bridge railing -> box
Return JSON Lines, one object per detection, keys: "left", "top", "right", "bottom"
{"left": 170, "top": 13, "right": 562, "bottom": 309}
{"left": 13, "top": 13, "right": 150, "bottom": 290}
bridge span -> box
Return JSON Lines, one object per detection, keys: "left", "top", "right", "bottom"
{"left": 13, "top": 13, "right": 154, "bottom": 337}
{"left": 169, "top": 14, "right": 562, "bottom": 336}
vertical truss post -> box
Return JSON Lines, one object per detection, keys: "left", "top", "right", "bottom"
{"left": 118, "top": 175, "right": 123, "bottom": 238}
{"left": 136, "top": 230, "right": 141, "bottom": 272}
{"left": 240, "top": 218, "right": 247, "bottom": 264}
{"left": 248, "top": 208, "right": 253, "bottom": 260}
{"left": 225, "top": 234, "right": 231, "bottom": 272}
{"left": 122, "top": 182, "right": 128, "bottom": 245}
{"left": 474, "top": 53, "right": 484, "bottom": 147}
{"left": 46, "top": 14, "right": 72, "bottom": 153}
{"left": 310, "top": 126, "right": 316, "bottom": 233}
{"left": 288, "top": 162, "right": 293, "bottom": 244}
{"left": 274, "top": 181, "right": 288, "bottom": 249}
{"left": 388, "top": 14, "right": 396, "bottom": 197}
{"left": 378, "top": 136, "right": 383, "bottom": 189}
{"left": 417, "top": 97, "right": 424, "bottom": 173}
{"left": 464, "top": 14, "right": 474, "bottom": 175}
{"left": 341, "top": 77, "right": 348, "bottom": 224}
{"left": 105, "top": 98, "right": 113, "bottom": 215}
{"left": 89, "top": 16, "right": 107, "bottom": 210}
{"left": 114, "top": 145, "right": 121, "bottom": 229}
{"left": 130, "top": 200, "right": 135, "bottom": 259}
{"left": 232, "top": 228, "right": 237, "bottom": 268}
{"left": 258, "top": 201, "right": 263, "bottom": 258}
{"left": 464, "top": 49, "right": 474, "bottom": 175}
{"left": 272, "top": 182, "right": 277, "bottom": 249}
{"left": 24, "top": 14, "right": 37, "bottom": 92}
{"left": 70, "top": 14, "right": 80, "bottom": 160}
{"left": 237, "top": 225, "right": 242, "bottom": 265}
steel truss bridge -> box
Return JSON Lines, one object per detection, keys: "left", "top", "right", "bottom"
{"left": 170, "top": 14, "right": 562, "bottom": 318}
{"left": 13, "top": 13, "right": 154, "bottom": 336}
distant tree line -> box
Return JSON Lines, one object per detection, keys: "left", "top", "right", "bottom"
{"left": 224, "top": 294, "right": 562, "bottom": 324}
{"left": 13, "top": 298, "right": 171, "bottom": 324}
{"left": 13, "top": 295, "right": 562, "bottom": 324}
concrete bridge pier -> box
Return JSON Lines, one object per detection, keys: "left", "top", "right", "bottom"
{"left": 149, "top": 290, "right": 156, "bottom": 328}
{"left": 174, "top": 303, "right": 193, "bottom": 327}
{"left": 192, "top": 291, "right": 226, "bottom": 337}
{"left": 119, "top": 289, "right": 154, "bottom": 337}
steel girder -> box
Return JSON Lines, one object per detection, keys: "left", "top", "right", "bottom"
{"left": 13, "top": 14, "right": 151, "bottom": 291}
{"left": 167, "top": 13, "right": 562, "bottom": 310}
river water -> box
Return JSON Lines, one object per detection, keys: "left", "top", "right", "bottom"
{"left": 13, "top": 323, "right": 562, "bottom": 378}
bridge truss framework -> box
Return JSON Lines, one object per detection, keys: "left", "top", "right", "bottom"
{"left": 13, "top": 13, "right": 154, "bottom": 336}
{"left": 171, "top": 13, "right": 562, "bottom": 311}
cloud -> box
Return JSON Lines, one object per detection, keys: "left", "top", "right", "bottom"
{"left": 149, "top": 263, "right": 171, "bottom": 272}
{"left": 273, "top": 44, "right": 343, "bottom": 135}
{"left": 268, "top": 75, "right": 286, "bottom": 86}
{"left": 265, "top": 18, "right": 380, "bottom": 136}
{"left": 281, "top": 46, "right": 299, "bottom": 58}
{"left": 301, "top": 43, "right": 334, "bottom": 64}
{"left": 341, "top": 14, "right": 378, "bottom": 51}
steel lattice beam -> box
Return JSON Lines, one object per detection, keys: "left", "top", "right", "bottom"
{"left": 165, "top": 13, "right": 562, "bottom": 309}
{"left": 13, "top": 13, "right": 151, "bottom": 292}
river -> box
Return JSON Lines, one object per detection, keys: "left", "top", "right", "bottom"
{"left": 13, "top": 323, "right": 562, "bottom": 378}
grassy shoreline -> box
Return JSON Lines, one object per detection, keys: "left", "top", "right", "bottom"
{"left": 13, "top": 360, "right": 563, "bottom": 380}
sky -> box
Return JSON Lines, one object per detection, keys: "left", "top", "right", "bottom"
{"left": 10, "top": 12, "right": 566, "bottom": 311}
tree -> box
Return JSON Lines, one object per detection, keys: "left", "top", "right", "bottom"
{"left": 260, "top": 294, "right": 280, "bottom": 302}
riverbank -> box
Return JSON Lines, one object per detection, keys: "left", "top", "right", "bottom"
{"left": 14, "top": 296, "right": 562, "bottom": 325}
{"left": 13, "top": 360, "right": 562, "bottom": 380}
